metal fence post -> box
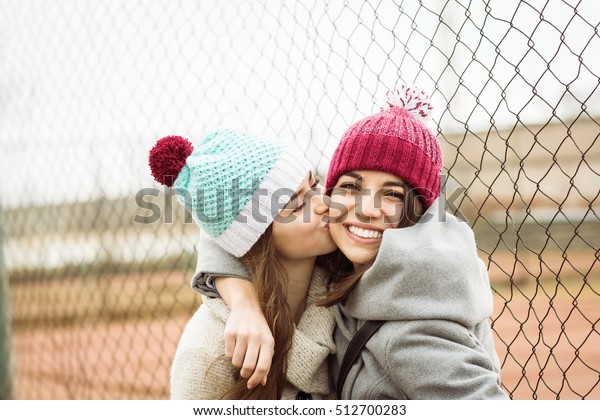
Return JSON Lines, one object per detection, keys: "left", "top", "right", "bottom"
{"left": 0, "top": 206, "right": 13, "bottom": 399}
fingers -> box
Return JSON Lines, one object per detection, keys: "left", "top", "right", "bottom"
{"left": 224, "top": 329, "right": 236, "bottom": 360}
{"left": 224, "top": 330, "right": 274, "bottom": 389}
{"left": 221, "top": 307, "right": 275, "bottom": 389}
{"left": 239, "top": 342, "right": 260, "bottom": 379}
{"left": 228, "top": 334, "right": 248, "bottom": 369}
{"left": 246, "top": 341, "right": 274, "bottom": 389}
{"left": 225, "top": 330, "right": 261, "bottom": 374}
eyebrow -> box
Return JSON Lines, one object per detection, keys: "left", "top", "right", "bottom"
{"left": 342, "top": 172, "right": 404, "bottom": 188}
{"left": 383, "top": 180, "right": 405, "bottom": 188}
{"left": 343, "top": 172, "right": 362, "bottom": 181}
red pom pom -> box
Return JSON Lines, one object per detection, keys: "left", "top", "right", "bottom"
{"left": 148, "top": 135, "right": 194, "bottom": 187}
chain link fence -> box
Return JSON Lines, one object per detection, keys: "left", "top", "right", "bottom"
{"left": 1, "top": 0, "right": 598, "bottom": 400}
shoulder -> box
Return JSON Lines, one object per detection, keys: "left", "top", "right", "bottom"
{"left": 379, "top": 319, "right": 499, "bottom": 378}
{"left": 380, "top": 319, "right": 478, "bottom": 351}
{"left": 378, "top": 205, "right": 478, "bottom": 273}
{"left": 377, "top": 320, "right": 507, "bottom": 399}
{"left": 173, "top": 302, "right": 228, "bottom": 371}
{"left": 170, "top": 348, "right": 236, "bottom": 399}
{"left": 170, "top": 303, "right": 235, "bottom": 399}
{"left": 179, "top": 297, "right": 229, "bottom": 347}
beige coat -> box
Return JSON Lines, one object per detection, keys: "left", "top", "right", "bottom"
{"left": 170, "top": 267, "right": 336, "bottom": 399}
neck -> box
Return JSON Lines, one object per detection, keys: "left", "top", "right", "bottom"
{"left": 352, "top": 262, "right": 364, "bottom": 272}
{"left": 279, "top": 256, "right": 316, "bottom": 324}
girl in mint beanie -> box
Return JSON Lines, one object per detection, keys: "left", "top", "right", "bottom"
{"left": 149, "top": 128, "right": 337, "bottom": 399}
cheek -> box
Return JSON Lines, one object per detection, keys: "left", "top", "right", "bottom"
{"left": 383, "top": 203, "right": 403, "bottom": 226}
{"left": 328, "top": 195, "right": 353, "bottom": 220}
{"left": 273, "top": 218, "right": 335, "bottom": 259}
{"left": 328, "top": 222, "right": 345, "bottom": 242}
{"left": 272, "top": 218, "right": 318, "bottom": 256}
{"left": 272, "top": 220, "right": 294, "bottom": 245}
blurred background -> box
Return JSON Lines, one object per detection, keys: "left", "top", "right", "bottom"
{"left": 0, "top": 0, "right": 598, "bottom": 400}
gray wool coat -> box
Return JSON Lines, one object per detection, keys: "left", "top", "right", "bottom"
{"left": 330, "top": 199, "right": 508, "bottom": 399}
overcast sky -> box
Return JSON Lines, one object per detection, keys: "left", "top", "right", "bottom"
{"left": 1, "top": 0, "right": 599, "bottom": 208}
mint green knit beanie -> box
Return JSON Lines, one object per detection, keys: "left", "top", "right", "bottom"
{"left": 149, "top": 128, "right": 311, "bottom": 257}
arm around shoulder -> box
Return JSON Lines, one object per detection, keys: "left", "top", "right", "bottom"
{"left": 190, "top": 233, "right": 273, "bottom": 389}
{"left": 191, "top": 232, "right": 251, "bottom": 296}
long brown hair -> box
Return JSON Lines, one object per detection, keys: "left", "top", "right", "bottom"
{"left": 317, "top": 186, "right": 425, "bottom": 307}
{"left": 218, "top": 224, "right": 294, "bottom": 399}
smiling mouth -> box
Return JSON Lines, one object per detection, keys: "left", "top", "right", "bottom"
{"left": 347, "top": 225, "right": 383, "bottom": 239}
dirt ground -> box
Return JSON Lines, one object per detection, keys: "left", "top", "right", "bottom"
{"left": 491, "top": 294, "right": 599, "bottom": 399}
{"left": 9, "top": 271, "right": 600, "bottom": 400}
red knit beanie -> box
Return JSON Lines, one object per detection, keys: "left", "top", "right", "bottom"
{"left": 326, "top": 86, "right": 443, "bottom": 209}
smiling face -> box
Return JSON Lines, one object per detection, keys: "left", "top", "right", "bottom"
{"left": 272, "top": 172, "right": 337, "bottom": 261}
{"left": 328, "top": 170, "right": 423, "bottom": 269}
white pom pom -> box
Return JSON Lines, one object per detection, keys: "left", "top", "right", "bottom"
{"left": 385, "top": 85, "right": 433, "bottom": 121}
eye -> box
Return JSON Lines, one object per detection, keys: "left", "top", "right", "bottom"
{"left": 292, "top": 198, "right": 307, "bottom": 213}
{"left": 383, "top": 190, "right": 405, "bottom": 202}
{"left": 338, "top": 182, "right": 360, "bottom": 191}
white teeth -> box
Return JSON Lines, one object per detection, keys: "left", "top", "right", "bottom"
{"left": 348, "top": 225, "right": 382, "bottom": 239}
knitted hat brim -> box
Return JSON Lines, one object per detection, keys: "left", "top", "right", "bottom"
{"left": 214, "top": 147, "right": 311, "bottom": 257}
{"left": 326, "top": 133, "right": 441, "bottom": 208}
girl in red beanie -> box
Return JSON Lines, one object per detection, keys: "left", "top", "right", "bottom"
{"left": 191, "top": 86, "right": 508, "bottom": 400}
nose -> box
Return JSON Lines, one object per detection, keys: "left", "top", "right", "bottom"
{"left": 356, "top": 193, "right": 382, "bottom": 222}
